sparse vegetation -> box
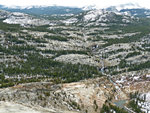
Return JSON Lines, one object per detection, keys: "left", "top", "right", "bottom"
{"left": 100, "top": 103, "right": 128, "bottom": 113}
{"left": 44, "top": 35, "right": 68, "bottom": 41}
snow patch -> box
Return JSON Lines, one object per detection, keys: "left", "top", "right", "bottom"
{"left": 84, "top": 9, "right": 103, "bottom": 21}
{"left": 63, "top": 18, "right": 78, "bottom": 24}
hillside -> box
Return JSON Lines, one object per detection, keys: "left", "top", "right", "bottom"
{"left": 0, "top": 7, "right": 150, "bottom": 113}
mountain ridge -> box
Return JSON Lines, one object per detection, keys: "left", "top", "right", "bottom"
{"left": 0, "top": 3, "right": 150, "bottom": 113}
{"left": 0, "top": 3, "right": 150, "bottom": 18}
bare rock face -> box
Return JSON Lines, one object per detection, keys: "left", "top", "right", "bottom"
{"left": 0, "top": 77, "right": 116, "bottom": 113}
{"left": 1, "top": 74, "right": 150, "bottom": 113}
{"left": 0, "top": 101, "right": 49, "bottom": 113}
{"left": 0, "top": 101, "right": 79, "bottom": 113}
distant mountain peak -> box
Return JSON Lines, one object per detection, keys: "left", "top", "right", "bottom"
{"left": 108, "top": 3, "right": 143, "bottom": 11}
{"left": 82, "top": 5, "right": 99, "bottom": 11}
{"left": 0, "top": 5, "right": 83, "bottom": 15}
{"left": 1, "top": 5, "right": 53, "bottom": 9}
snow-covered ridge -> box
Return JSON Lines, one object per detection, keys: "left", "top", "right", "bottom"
{"left": 0, "top": 2, "right": 145, "bottom": 11}
{"left": 82, "top": 5, "right": 99, "bottom": 11}
{"left": 63, "top": 8, "right": 135, "bottom": 25}
{"left": 81, "top": 3, "right": 143, "bottom": 11}
{"left": 83, "top": 9, "right": 103, "bottom": 21}
{"left": 114, "top": 3, "right": 142, "bottom": 11}
{"left": 83, "top": 9, "right": 129, "bottom": 22}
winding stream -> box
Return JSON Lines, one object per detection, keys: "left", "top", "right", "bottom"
{"left": 114, "top": 100, "right": 126, "bottom": 108}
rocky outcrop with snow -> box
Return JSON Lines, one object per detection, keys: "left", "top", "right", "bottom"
{"left": 0, "top": 10, "right": 10, "bottom": 19}
{"left": 63, "top": 9, "right": 136, "bottom": 26}
{"left": 3, "top": 12, "right": 50, "bottom": 26}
